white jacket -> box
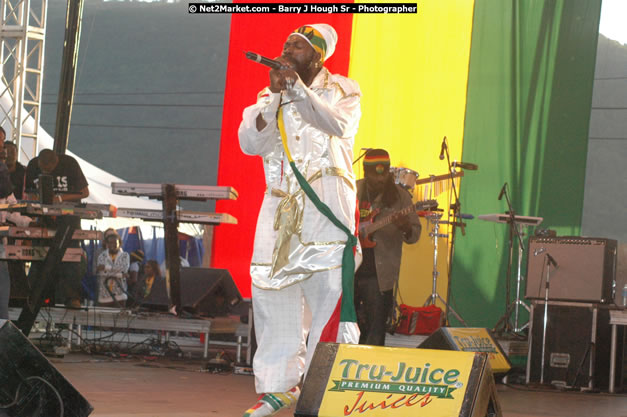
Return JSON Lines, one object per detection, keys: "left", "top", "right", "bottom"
{"left": 239, "top": 68, "right": 362, "bottom": 290}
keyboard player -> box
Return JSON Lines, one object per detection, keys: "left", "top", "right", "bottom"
{"left": 24, "top": 149, "right": 90, "bottom": 308}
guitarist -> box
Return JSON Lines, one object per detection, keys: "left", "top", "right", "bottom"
{"left": 355, "top": 149, "right": 421, "bottom": 345}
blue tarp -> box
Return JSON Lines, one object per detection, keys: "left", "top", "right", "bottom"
{"left": 82, "top": 226, "right": 204, "bottom": 301}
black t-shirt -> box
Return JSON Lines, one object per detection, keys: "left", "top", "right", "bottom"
{"left": 9, "top": 162, "right": 26, "bottom": 200}
{"left": 25, "top": 154, "right": 88, "bottom": 196}
{"left": 24, "top": 154, "right": 88, "bottom": 236}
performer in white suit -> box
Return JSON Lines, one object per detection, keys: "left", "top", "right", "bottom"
{"left": 239, "top": 23, "right": 362, "bottom": 417}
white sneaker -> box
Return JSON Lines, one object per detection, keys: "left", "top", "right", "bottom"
{"left": 243, "top": 386, "right": 300, "bottom": 417}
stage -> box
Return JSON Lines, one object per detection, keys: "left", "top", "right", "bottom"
{"left": 46, "top": 353, "right": 626, "bottom": 417}
{"left": 3, "top": 306, "right": 627, "bottom": 416}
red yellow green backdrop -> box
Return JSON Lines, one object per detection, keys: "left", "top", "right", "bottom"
{"left": 213, "top": 0, "right": 601, "bottom": 327}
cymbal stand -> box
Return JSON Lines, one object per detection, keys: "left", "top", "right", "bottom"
{"left": 512, "top": 223, "right": 531, "bottom": 332}
{"left": 493, "top": 183, "right": 528, "bottom": 335}
{"left": 424, "top": 212, "right": 466, "bottom": 325}
{"left": 440, "top": 136, "right": 468, "bottom": 326}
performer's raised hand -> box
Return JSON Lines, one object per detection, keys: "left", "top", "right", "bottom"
{"left": 268, "top": 56, "right": 299, "bottom": 92}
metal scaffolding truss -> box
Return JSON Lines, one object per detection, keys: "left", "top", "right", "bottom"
{"left": 0, "top": 0, "right": 47, "bottom": 163}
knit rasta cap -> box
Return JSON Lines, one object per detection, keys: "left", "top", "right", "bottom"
{"left": 363, "top": 148, "right": 390, "bottom": 174}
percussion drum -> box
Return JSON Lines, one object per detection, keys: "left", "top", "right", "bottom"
{"left": 389, "top": 167, "right": 418, "bottom": 192}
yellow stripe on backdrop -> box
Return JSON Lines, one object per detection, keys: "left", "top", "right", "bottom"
{"left": 349, "top": 0, "right": 475, "bottom": 311}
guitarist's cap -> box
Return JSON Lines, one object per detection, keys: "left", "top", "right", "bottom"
{"left": 364, "top": 148, "right": 390, "bottom": 174}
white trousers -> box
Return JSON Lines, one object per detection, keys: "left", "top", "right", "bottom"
{"left": 252, "top": 268, "right": 357, "bottom": 393}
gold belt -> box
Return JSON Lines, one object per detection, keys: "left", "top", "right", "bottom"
{"left": 268, "top": 166, "right": 354, "bottom": 277}
{"left": 269, "top": 166, "right": 355, "bottom": 197}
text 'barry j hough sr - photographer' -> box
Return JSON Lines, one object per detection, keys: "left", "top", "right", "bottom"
{"left": 187, "top": 3, "right": 419, "bottom": 14}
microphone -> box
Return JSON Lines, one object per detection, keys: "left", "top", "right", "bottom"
{"left": 439, "top": 136, "right": 447, "bottom": 160}
{"left": 452, "top": 161, "right": 478, "bottom": 171}
{"left": 547, "top": 253, "right": 558, "bottom": 268}
{"left": 534, "top": 247, "right": 546, "bottom": 256}
{"left": 245, "top": 51, "right": 285, "bottom": 70}
{"left": 498, "top": 183, "right": 507, "bottom": 201}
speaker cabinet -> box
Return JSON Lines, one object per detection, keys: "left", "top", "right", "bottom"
{"left": 296, "top": 343, "right": 502, "bottom": 417}
{"left": 142, "top": 267, "right": 242, "bottom": 316}
{"left": 8, "top": 261, "right": 28, "bottom": 307}
{"left": 526, "top": 302, "right": 624, "bottom": 391}
{"left": 0, "top": 320, "right": 93, "bottom": 417}
{"left": 526, "top": 237, "right": 617, "bottom": 303}
{"left": 418, "top": 327, "right": 512, "bottom": 375}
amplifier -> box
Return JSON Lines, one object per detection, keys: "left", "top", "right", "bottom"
{"left": 526, "top": 302, "right": 624, "bottom": 390}
{"left": 526, "top": 237, "right": 617, "bottom": 304}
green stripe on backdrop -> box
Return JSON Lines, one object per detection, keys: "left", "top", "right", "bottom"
{"left": 449, "top": 0, "right": 601, "bottom": 328}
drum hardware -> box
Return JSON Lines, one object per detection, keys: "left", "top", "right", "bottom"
{"left": 436, "top": 136, "right": 476, "bottom": 326}
{"left": 423, "top": 212, "right": 466, "bottom": 325}
{"left": 490, "top": 183, "right": 541, "bottom": 336}
{"left": 479, "top": 213, "right": 543, "bottom": 334}
{"left": 414, "top": 171, "right": 464, "bottom": 203}
{"left": 389, "top": 166, "right": 419, "bottom": 193}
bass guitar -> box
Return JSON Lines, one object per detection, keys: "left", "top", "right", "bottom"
{"left": 359, "top": 199, "right": 438, "bottom": 248}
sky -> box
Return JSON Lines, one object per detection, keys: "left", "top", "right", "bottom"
{"left": 599, "top": 0, "right": 627, "bottom": 44}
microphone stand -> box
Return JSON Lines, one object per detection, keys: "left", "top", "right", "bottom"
{"left": 352, "top": 148, "right": 371, "bottom": 166}
{"left": 540, "top": 252, "right": 556, "bottom": 384}
{"left": 437, "top": 140, "right": 467, "bottom": 326}
{"left": 493, "top": 184, "right": 526, "bottom": 336}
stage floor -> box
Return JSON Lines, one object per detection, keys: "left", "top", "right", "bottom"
{"left": 47, "top": 353, "right": 627, "bottom": 417}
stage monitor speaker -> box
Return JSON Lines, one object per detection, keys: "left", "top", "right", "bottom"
{"left": 526, "top": 302, "right": 624, "bottom": 391}
{"left": 8, "top": 261, "right": 28, "bottom": 307}
{"left": 142, "top": 267, "right": 242, "bottom": 316}
{"left": 418, "top": 327, "right": 512, "bottom": 375}
{"left": 526, "top": 237, "right": 617, "bottom": 303}
{"left": 296, "top": 342, "right": 502, "bottom": 417}
{"left": 0, "top": 320, "right": 93, "bottom": 417}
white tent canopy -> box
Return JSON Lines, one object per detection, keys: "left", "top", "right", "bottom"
{"left": 1, "top": 93, "right": 201, "bottom": 236}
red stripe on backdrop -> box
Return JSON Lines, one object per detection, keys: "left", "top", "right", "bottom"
{"left": 212, "top": 1, "right": 354, "bottom": 297}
